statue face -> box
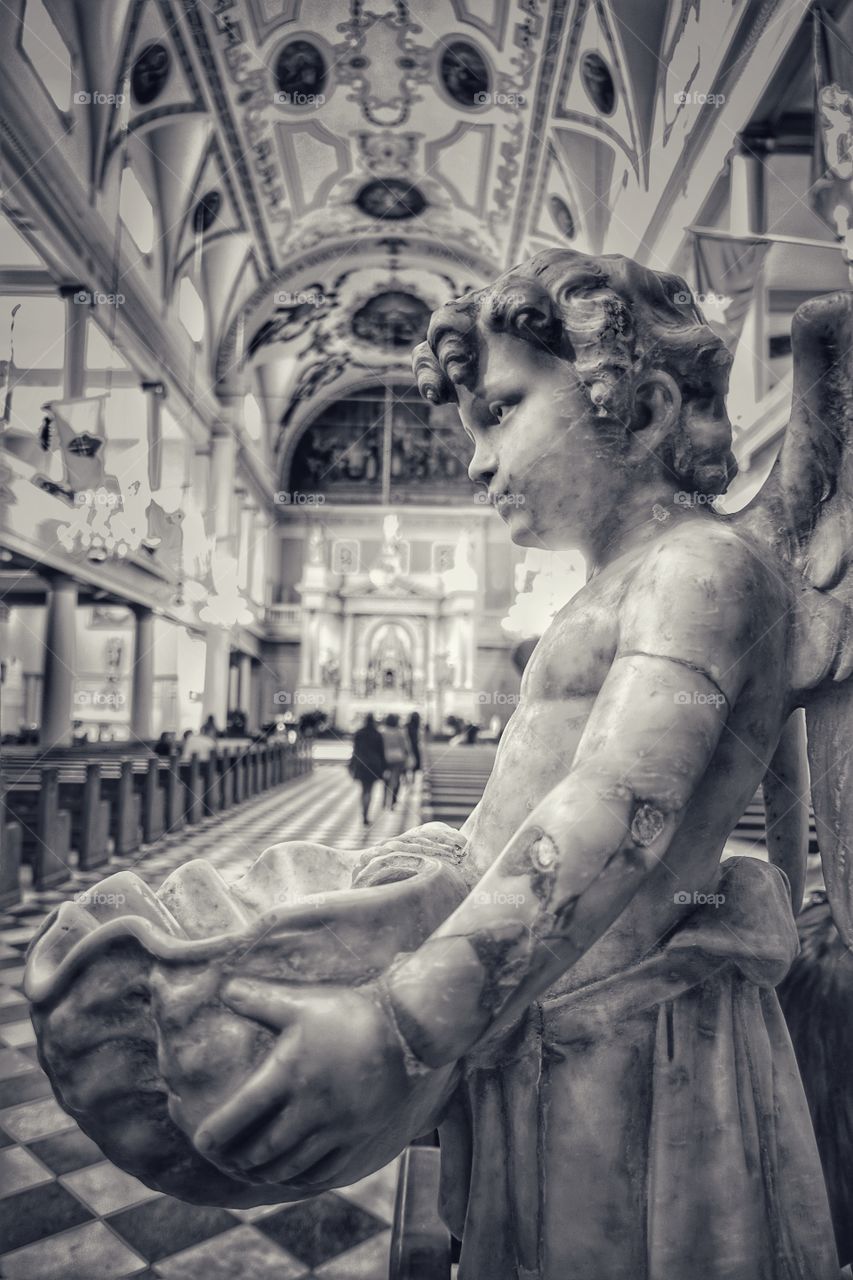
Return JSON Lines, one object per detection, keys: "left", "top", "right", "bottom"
{"left": 455, "top": 331, "right": 628, "bottom": 551}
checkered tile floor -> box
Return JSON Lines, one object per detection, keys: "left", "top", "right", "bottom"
{"left": 0, "top": 766, "right": 424, "bottom": 1279}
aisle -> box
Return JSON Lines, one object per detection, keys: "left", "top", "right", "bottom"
{"left": 0, "top": 766, "right": 423, "bottom": 1280}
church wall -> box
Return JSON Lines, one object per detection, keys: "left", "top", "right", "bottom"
{"left": 259, "top": 641, "right": 300, "bottom": 721}
{"left": 0, "top": 602, "right": 207, "bottom": 740}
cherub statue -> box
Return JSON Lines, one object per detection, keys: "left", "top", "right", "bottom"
{"left": 27, "top": 251, "right": 853, "bottom": 1277}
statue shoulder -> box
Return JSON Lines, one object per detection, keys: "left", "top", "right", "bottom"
{"left": 620, "top": 518, "right": 789, "bottom": 692}
{"left": 635, "top": 517, "right": 781, "bottom": 605}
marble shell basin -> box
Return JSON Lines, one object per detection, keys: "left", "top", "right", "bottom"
{"left": 24, "top": 833, "right": 468, "bottom": 1206}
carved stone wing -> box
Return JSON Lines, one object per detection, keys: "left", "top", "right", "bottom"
{"left": 733, "top": 290, "right": 853, "bottom": 945}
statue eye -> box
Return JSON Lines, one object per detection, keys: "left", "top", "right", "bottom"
{"left": 489, "top": 401, "right": 512, "bottom": 422}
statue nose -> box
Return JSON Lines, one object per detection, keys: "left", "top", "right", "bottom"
{"left": 468, "top": 440, "right": 497, "bottom": 485}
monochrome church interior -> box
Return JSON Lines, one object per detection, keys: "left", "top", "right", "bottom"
{"left": 1, "top": 1, "right": 852, "bottom": 1277}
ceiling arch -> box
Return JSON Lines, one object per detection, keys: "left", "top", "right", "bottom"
{"left": 14, "top": 0, "right": 790, "bottom": 505}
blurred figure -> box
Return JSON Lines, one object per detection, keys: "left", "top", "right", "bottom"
{"left": 227, "top": 708, "right": 247, "bottom": 736}
{"left": 349, "top": 712, "right": 387, "bottom": 825}
{"left": 380, "top": 713, "right": 410, "bottom": 810}
{"left": 154, "top": 730, "right": 175, "bottom": 757}
{"left": 201, "top": 714, "right": 219, "bottom": 738}
{"left": 183, "top": 725, "right": 217, "bottom": 761}
{"left": 405, "top": 711, "right": 422, "bottom": 776}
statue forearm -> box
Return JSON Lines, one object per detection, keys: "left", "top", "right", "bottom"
{"left": 385, "top": 769, "right": 677, "bottom": 1068}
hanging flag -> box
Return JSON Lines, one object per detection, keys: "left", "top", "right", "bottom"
{"left": 812, "top": 6, "right": 853, "bottom": 235}
{"left": 692, "top": 230, "right": 771, "bottom": 351}
{"left": 2, "top": 304, "right": 21, "bottom": 426}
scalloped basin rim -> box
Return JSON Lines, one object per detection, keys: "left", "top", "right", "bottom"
{"left": 25, "top": 857, "right": 449, "bottom": 1006}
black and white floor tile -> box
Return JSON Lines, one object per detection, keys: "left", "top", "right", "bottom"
{"left": 0, "top": 766, "right": 422, "bottom": 1279}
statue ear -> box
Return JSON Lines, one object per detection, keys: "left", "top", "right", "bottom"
{"left": 631, "top": 371, "right": 682, "bottom": 441}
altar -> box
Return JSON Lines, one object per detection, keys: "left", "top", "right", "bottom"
{"left": 294, "top": 515, "right": 480, "bottom": 731}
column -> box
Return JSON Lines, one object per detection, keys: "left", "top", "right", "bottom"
{"left": 59, "top": 286, "right": 88, "bottom": 400}
{"left": 237, "top": 503, "right": 254, "bottom": 591}
{"left": 237, "top": 653, "right": 252, "bottom": 714}
{"left": 210, "top": 431, "right": 236, "bottom": 542}
{"left": 250, "top": 658, "right": 262, "bottom": 732}
{"left": 462, "top": 611, "right": 475, "bottom": 690}
{"left": 141, "top": 381, "right": 166, "bottom": 492}
{"left": 340, "top": 613, "right": 354, "bottom": 690}
{"left": 250, "top": 514, "right": 267, "bottom": 605}
{"left": 202, "top": 427, "right": 237, "bottom": 729}
{"left": 202, "top": 629, "right": 230, "bottom": 729}
{"left": 309, "top": 612, "right": 321, "bottom": 684}
{"left": 298, "top": 610, "right": 313, "bottom": 685}
{"left": 427, "top": 615, "right": 438, "bottom": 691}
{"left": 41, "top": 573, "right": 78, "bottom": 750}
{"left": 130, "top": 605, "right": 154, "bottom": 741}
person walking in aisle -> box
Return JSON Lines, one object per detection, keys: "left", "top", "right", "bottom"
{"left": 405, "top": 710, "right": 422, "bottom": 776}
{"left": 348, "top": 713, "right": 387, "bottom": 825}
{"left": 380, "top": 713, "right": 410, "bottom": 810}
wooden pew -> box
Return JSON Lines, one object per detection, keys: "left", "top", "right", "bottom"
{"left": 141, "top": 757, "right": 166, "bottom": 844}
{"left": 219, "top": 749, "right": 235, "bottom": 810}
{"left": 1, "top": 737, "right": 311, "bottom": 904}
{"left": 232, "top": 748, "right": 245, "bottom": 805}
{"left": 101, "top": 759, "right": 142, "bottom": 855}
{"left": 1, "top": 803, "right": 23, "bottom": 909}
{"left": 182, "top": 754, "right": 204, "bottom": 825}
{"left": 163, "top": 748, "right": 185, "bottom": 836}
{"left": 201, "top": 755, "right": 219, "bottom": 817}
{"left": 77, "top": 762, "right": 111, "bottom": 870}
{"left": 4, "top": 766, "right": 73, "bottom": 889}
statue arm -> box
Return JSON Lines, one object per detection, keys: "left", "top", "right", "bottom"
{"left": 385, "top": 531, "right": 760, "bottom": 1068}
{"left": 195, "top": 531, "right": 763, "bottom": 1183}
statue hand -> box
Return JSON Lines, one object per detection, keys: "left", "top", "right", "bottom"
{"left": 194, "top": 978, "right": 414, "bottom": 1188}
{"left": 353, "top": 821, "right": 469, "bottom": 886}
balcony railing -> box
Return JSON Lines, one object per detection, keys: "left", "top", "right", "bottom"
{"left": 265, "top": 603, "right": 302, "bottom": 637}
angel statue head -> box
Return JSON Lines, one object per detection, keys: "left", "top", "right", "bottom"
{"left": 413, "top": 248, "right": 737, "bottom": 557}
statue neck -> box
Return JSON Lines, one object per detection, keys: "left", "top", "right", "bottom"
{"left": 587, "top": 491, "right": 716, "bottom": 577}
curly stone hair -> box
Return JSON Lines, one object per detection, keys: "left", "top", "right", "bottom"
{"left": 412, "top": 248, "right": 738, "bottom": 496}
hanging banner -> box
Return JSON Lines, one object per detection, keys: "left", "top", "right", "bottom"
{"left": 811, "top": 6, "right": 853, "bottom": 235}
{"left": 692, "top": 231, "right": 770, "bottom": 352}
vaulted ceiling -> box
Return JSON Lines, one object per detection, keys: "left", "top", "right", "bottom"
{"left": 2, "top": 0, "right": 805, "bottom": 494}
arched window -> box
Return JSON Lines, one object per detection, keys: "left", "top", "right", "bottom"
{"left": 287, "top": 384, "right": 476, "bottom": 505}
